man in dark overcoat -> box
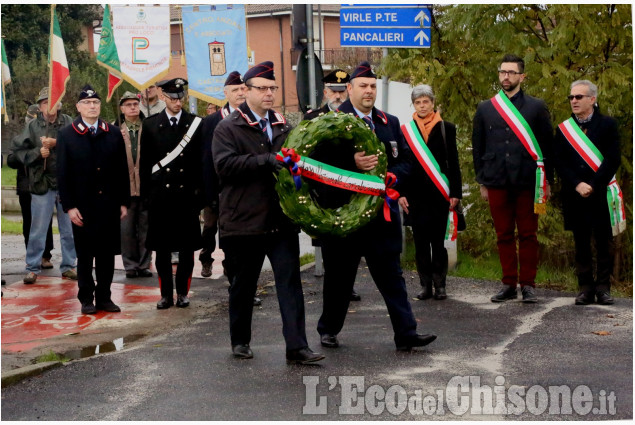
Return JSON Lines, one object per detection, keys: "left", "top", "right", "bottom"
{"left": 57, "top": 86, "right": 130, "bottom": 314}
{"left": 213, "top": 61, "right": 324, "bottom": 364}
{"left": 315, "top": 61, "right": 437, "bottom": 351}
{"left": 472, "top": 54, "right": 554, "bottom": 303}
{"left": 554, "top": 80, "right": 621, "bottom": 305}
{"left": 139, "top": 78, "right": 204, "bottom": 309}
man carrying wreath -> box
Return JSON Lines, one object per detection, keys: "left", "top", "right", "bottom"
{"left": 315, "top": 61, "right": 437, "bottom": 351}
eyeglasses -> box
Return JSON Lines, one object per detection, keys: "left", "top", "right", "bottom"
{"left": 567, "top": 94, "right": 591, "bottom": 101}
{"left": 498, "top": 70, "right": 522, "bottom": 77}
{"left": 79, "top": 100, "right": 101, "bottom": 106}
{"left": 248, "top": 85, "right": 279, "bottom": 93}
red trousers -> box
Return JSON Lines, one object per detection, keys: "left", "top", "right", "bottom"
{"left": 487, "top": 187, "right": 539, "bottom": 288}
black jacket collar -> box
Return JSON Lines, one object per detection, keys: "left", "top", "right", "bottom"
{"left": 336, "top": 100, "right": 388, "bottom": 125}
{"left": 236, "top": 101, "right": 286, "bottom": 127}
{"left": 72, "top": 116, "right": 109, "bottom": 135}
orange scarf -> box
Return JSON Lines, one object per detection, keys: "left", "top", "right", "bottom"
{"left": 412, "top": 110, "right": 442, "bottom": 143}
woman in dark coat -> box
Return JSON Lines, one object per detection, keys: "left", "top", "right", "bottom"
{"left": 399, "top": 85, "right": 462, "bottom": 300}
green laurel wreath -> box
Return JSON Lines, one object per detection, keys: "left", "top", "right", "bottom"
{"left": 275, "top": 111, "right": 387, "bottom": 238}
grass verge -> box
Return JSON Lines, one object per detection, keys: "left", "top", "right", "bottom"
{"left": 300, "top": 253, "right": 315, "bottom": 267}
{"left": 35, "top": 350, "right": 69, "bottom": 364}
{"left": 1, "top": 216, "right": 59, "bottom": 235}
{"left": 2, "top": 164, "right": 18, "bottom": 186}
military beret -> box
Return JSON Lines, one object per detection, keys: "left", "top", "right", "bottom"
{"left": 224, "top": 71, "right": 243, "bottom": 86}
{"left": 78, "top": 85, "right": 100, "bottom": 101}
{"left": 350, "top": 61, "right": 377, "bottom": 80}
{"left": 323, "top": 69, "right": 350, "bottom": 92}
{"left": 157, "top": 78, "right": 188, "bottom": 99}
{"left": 244, "top": 61, "right": 275, "bottom": 82}
{"left": 119, "top": 91, "right": 140, "bottom": 105}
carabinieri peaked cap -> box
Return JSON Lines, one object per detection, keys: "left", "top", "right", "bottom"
{"left": 322, "top": 69, "right": 350, "bottom": 92}
{"left": 157, "top": 78, "right": 188, "bottom": 99}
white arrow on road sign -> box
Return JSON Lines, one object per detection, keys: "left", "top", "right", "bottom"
{"left": 414, "top": 10, "right": 430, "bottom": 26}
{"left": 414, "top": 30, "right": 429, "bottom": 45}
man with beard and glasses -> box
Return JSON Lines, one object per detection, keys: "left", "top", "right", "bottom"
{"left": 303, "top": 69, "right": 350, "bottom": 120}
{"left": 472, "top": 54, "right": 554, "bottom": 303}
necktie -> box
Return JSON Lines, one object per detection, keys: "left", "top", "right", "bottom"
{"left": 90, "top": 127, "right": 96, "bottom": 135}
{"left": 170, "top": 117, "right": 178, "bottom": 128}
{"left": 362, "top": 116, "right": 375, "bottom": 132}
{"left": 259, "top": 118, "right": 270, "bottom": 142}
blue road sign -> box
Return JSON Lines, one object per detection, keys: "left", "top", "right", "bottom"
{"left": 340, "top": 5, "right": 432, "bottom": 48}
{"left": 340, "top": 6, "right": 431, "bottom": 28}
{"left": 341, "top": 27, "right": 431, "bottom": 48}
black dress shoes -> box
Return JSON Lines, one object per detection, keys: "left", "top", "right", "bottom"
{"left": 125, "top": 270, "right": 138, "bottom": 278}
{"left": 232, "top": 344, "right": 254, "bottom": 359}
{"left": 157, "top": 297, "right": 174, "bottom": 309}
{"left": 176, "top": 294, "right": 190, "bottom": 308}
{"left": 434, "top": 287, "right": 447, "bottom": 300}
{"left": 575, "top": 291, "right": 594, "bottom": 305}
{"left": 137, "top": 269, "right": 153, "bottom": 278}
{"left": 253, "top": 297, "right": 262, "bottom": 306}
{"left": 320, "top": 334, "right": 339, "bottom": 348}
{"left": 416, "top": 284, "right": 433, "bottom": 300}
{"left": 491, "top": 285, "right": 518, "bottom": 302}
{"left": 286, "top": 347, "right": 325, "bottom": 365}
{"left": 596, "top": 291, "right": 614, "bottom": 305}
{"left": 395, "top": 333, "right": 437, "bottom": 351}
{"left": 81, "top": 302, "right": 97, "bottom": 314}
{"left": 521, "top": 286, "right": 537, "bottom": 303}
{"left": 96, "top": 300, "right": 121, "bottom": 312}
{"left": 350, "top": 289, "right": 361, "bottom": 302}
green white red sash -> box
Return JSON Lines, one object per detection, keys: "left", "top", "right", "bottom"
{"left": 558, "top": 117, "right": 626, "bottom": 236}
{"left": 276, "top": 148, "right": 400, "bottom": 222}
{"left": 491, "top": 90, "right": 548, "bottom": 214}
{"left": 401, "top": 120, "right": 458, "bottom": 241}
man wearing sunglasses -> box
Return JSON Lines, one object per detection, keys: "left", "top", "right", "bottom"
{"left": 554, "top": 80, "right": 621, "bottom": 305}
{"left": 472, "top": 54, "right": 554, "bottom": 303}
{"left": 213, "top": 61, "right": 324, "bottom": 365}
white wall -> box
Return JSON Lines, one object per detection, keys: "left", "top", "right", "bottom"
{"left": 376, "top": 80, "right": 414, "bottom": 125}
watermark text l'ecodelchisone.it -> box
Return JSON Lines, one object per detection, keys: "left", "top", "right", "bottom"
{"left": 303, "top": 375, "right": 617, "bottom": 417}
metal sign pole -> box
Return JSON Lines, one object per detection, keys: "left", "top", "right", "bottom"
{"left": 306, "top": 5, "right": 316, "bottom": 110}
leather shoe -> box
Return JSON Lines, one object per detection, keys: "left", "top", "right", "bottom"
{"left": 96, "top": 300, "right": 121, "bottom": 312}
{"left": 156, "top": 297, "right": 174, "bottom": 309}
{"left": 434, "top": 287, "right": 447, "bottom": 300}
{"left": 137, "top": 269, "right": 153, "bottom": 278}
{"left": 41, "top": 258, "right": 54, "bottom": 269}
{"left": 521, "top": 286, "right": 537, "bottom": 303}
{"left": 596, "top": 291, "right": 614, "bottom": 305}
{"left": 320, "top": 334, "right": 339, "bottom": 348}
{"left": 491, "top": 285, "right": 517, "bottom": 302}
{"left": 253, "top": 297, "right": 262, "bottom": 306}
{"left": 395, "top": 333, "right": 437, "bottom": 351}
{"left": 286, "top": 347, "right": 325, "bottom": 364}
{"left": 350, "top": 289, "right": 361, "bottom": 302}
{"left": 125, "top": 270, "right": 138, "bottom": 278}
{"left": 232, "top": 344, "right": 253, "bottom": 359}
{"left": 575, "top": 291, "right": 594, "bottom": 305}
{"left": 416, "top": 284, "right": 433, "bottom": 300}
{"left": 201, "top": 262, "right": 213, "bottom": 278}
{"left": 176, "top": 294, "right": 190, "bottom": 308}
{"left": 81, "top": 302, "right": 97, "bottom": 314}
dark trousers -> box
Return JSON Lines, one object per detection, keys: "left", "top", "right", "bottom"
{"left": 410, "top": 212, "right": 448, "bottom": 288}
{"left": 317, "top": 235, "right": 418, "bottom": 341}
{"left": 120, "top": 197, "right": 151, "bottom": 272}
{"left": 19, "top": 191, "right": 53, "bottom": 259}
{"left": 573, "top": 223, "right": 614, "bottom": 292}
{"left": 487, "top": 187, "right": 539, "bottom": 287}
{"left": 77, "top": 254, "right": 114, "bottom": 304}
{"left": 199, "top": 206, "right": 218, "bottom": 265}
{"left": 155, "top": 250, "right": 194, "bottom": 298}
{"left": 221, "top": 232, "right": 308, "bottom": 350}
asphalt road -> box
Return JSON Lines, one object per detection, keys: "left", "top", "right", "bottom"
{"left": 1, "top": 258, "right": 632, "bottom": 420}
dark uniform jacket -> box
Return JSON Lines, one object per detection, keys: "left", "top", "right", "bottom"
{"left": 303, "top": 104, "right": 330, "bottom": 121}
{"left": 212, "top": 101, "right": 295, "bottom": 239}
{"left": 201, "top": 103, "right": 231, "bottom": 208}
{"left": 472, "top": 89, "right": 554, "bottom": 188}
{"left": 139, "top": 109, "right": 204, "bottom": 251}
{"left": 554, "top": 109, "right": 620, "bottom": 231}
{"left": 57, "top": 117, "right": 130, "bottom": 255}
{"left": 311, "top": 99, "right": 411, "bottom": 253}
{"left": 400, "top": 120, "right": 462, "bottom": 224}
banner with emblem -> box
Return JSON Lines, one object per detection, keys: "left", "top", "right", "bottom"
{"left": 181, "top": 5, "right": 248, "bottom": 106}
{"left": 112, "top": 5, "right": 170, "bottom": 91}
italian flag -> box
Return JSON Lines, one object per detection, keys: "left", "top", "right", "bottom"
{"left": 96, "top": 4, "right": 123, "bottom": 102}
{"left": 1, "top": 39, "right": 11, "bottom": 122}
{"left": 48, "top": 5, "right": 70, "bottom": 114}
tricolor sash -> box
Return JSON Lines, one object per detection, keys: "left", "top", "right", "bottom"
{"left": 558, "top": 117, "right": 626, "bottom": 236}
{"left": 491, "top": 90, "right": 548, "bottom": 214}
{"left": 276, "top": 148, "right": 399, "bottom": 222}
{"left": 401, "top": 120, "right": 458, "bottom": 241}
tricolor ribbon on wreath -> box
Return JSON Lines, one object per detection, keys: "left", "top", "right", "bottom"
{"left": 401, "top": 120, "right": 458, "bottom": 242}
{"left": 276, "top": 148, "right": 399, "bottom": 222}
{"left": 491, "top": 90, "right": 548, "bottom": 214}
{"left": 558, "top": 117, "right": 626, "bottom": 236}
